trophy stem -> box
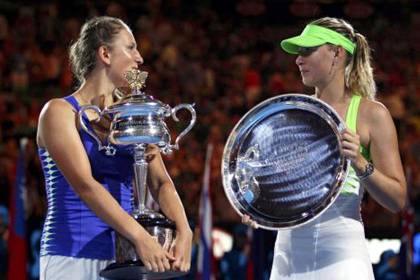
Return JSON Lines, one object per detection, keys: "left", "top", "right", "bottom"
{"left": 132, "top": 144, "right": 148, "bottom": 214}
{"left": 101, "top": 69, "right": 191, "bottom": 279}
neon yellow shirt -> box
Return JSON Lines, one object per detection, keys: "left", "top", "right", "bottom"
{"left": 341, "top": 94, "right": 371, "bottom": 195}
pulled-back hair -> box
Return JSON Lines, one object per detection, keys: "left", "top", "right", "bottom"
{"left": 69, "top": 16, "right": 127, "bottom": 85}
{"left": 311, "top": 17, "right": 376, "bottom": 100}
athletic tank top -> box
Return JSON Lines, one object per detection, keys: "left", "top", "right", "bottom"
{"left": 270, "top": 94, "right": 375, "bottom": 280}
{"left": 341, "top": 94, "right": 371, "bottom": 195}
{"left": 39, "top": 95, "right": 134, "bottom": 260}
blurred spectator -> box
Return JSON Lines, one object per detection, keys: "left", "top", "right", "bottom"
{"left": 373, "top": 250, "right": 399, "bottom": 280}
{"left": 219, "top": 225, "right": 251, "bottom": 280}
{"left": 0, "top": 1, "right": 417, "bottom": 279}
{"left": 0, "top": 205, "right": 8, "bottom": 280}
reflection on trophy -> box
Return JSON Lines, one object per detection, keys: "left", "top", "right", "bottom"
{"left": 221, "top": 94, "right": 350, "bottom": 230}
{"left": 78, "top": 69, "right": 196, "bottom": 279}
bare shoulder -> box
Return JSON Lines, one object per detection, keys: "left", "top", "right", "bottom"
{"left": 37, "top": 98, "right": 77, "bottom": 146}
{"left": 39, "top": 98, "right": 75, "bottom": 122}
{"left": 358, "top": 97, "right": 399, "bottom": 147}
{"left": 359, "top": 98, "right": 393, "bottom": 126}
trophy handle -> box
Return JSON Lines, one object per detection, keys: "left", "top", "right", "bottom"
{"left": 78, "top": 105, "right": 116, "bottom": 156}
{"left": 166, "top": 103, "right": 196, "bottom": 153}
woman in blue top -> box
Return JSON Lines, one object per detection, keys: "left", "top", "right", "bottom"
{"left": 37, "top": 16, "right": 192, "bottom": 279}
{"left": 244, "top": 17, "right": 407, "bottom": 279}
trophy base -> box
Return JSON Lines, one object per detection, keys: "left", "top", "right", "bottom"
{"left": 100, "top": 262, "right": 188, "bottom": 280}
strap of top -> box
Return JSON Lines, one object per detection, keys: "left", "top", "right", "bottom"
{"left": 345, "top": 95, "right": 360, "bottom": 133}
{"left": 63, "top": 95, "right": 91, "bottom": 130}
{"left": 62, "top": 95, "right": 116, "bottom": 155}
{"left": 63, "top": 95, "right": 81, "bottom": 112}
{"left": 344, "top": 94, "right": 370, "bottom": 160}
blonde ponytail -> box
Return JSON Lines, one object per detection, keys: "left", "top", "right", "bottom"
{"left": 311, "top": 17, "right": 376, "bottom": 100}
{"left": 346, "top": 32, "right": 376, "bottom": 100}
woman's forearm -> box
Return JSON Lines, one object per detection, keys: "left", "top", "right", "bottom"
{"left": 361, "top": 169, "right": 406, "bottom": 213}
{"left": 353, "top": 158, "right": 406, "bottom": 212}
{"left": 156, "top": 182, "right": 191, "bottom": 233}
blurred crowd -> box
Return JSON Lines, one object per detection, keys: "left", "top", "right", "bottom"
{"left": 0, "top": 0, "right": 418, "bottom": 279}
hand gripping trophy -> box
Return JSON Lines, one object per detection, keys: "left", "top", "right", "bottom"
{"left": 78, "top": 69, "right": 196, "bottom": 279}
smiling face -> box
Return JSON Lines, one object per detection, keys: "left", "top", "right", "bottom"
{"left": 106, "top": 26, "right": 144, "bottom": 87}
{"left": 295, "top": 44, "right": 337, "bottom": 88}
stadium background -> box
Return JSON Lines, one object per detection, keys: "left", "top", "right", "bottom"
{"left": 0, "top": 0, "right": 419, "bottom": 279}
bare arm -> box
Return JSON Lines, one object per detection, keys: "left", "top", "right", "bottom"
{"left": 146, "top": 147, "right": 191, "bottom": 233}
{"left": 146, "top": 145, "right": 192, "bottom": 271}
{"left": 37, "top": 99, "right": 174, "bottom": 272}
{"left": 342, "top": 100, "right": 407, "bottom": 212}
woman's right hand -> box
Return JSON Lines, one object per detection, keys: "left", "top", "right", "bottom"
{"left": 134, "top": 233, "right": 176, "bottom": 272}
{"left": 242, "top": 214, "right": 259, "bottom": 229}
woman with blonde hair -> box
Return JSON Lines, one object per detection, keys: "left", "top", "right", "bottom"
{"left": 245, "top": 17, "right": 406, "bottom": 279}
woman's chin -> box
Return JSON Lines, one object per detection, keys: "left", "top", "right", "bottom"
{"left": 302, "top": 79, "right": 314, "bottom": 87}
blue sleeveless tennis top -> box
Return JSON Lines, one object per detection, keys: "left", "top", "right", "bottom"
{"left": 39, "top": 95, "right": 134, "bottom": 260}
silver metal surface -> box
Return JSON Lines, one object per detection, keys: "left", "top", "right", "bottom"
{"left": 114, "top": 144, "right": 176, "bottom": 265}
{"left": 78, "top": 70, "right": 196, "bottom": 155}
{"left": 222, "top": 94, "right": 350, "bottom": 230}
{"left": 76, "top": 70, "right": 195, "bottom": 278}
{"left": 115, "top": 221, "right": 175, "bottom": 263}
{"left": 100, "top": 263, "right": 187, "bottom": 280}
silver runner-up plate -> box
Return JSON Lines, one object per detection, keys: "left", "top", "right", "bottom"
{"left": 222, "top": 94, "right": 350, "bottom": 230}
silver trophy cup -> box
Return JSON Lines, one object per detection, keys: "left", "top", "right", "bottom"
{"left": 78, "top": 70, "right": 196, "bottom": 279}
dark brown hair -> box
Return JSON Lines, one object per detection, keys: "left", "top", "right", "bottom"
{"left": 69, "top": 16, "right": 127, "bottom": 85}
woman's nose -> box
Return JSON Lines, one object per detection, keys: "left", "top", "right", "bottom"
{"left": 295, "top": 55, "right": 304, "bottom": 66}
{"left": 135, "top": 50, "right": 144, "bottom": 65}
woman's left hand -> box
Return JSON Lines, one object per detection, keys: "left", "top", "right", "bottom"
{"left": 170, "top": 230, "right": 193, "bottom": 272}
{"left": 340, "top": 128, "right": 366, "bottom": 171}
